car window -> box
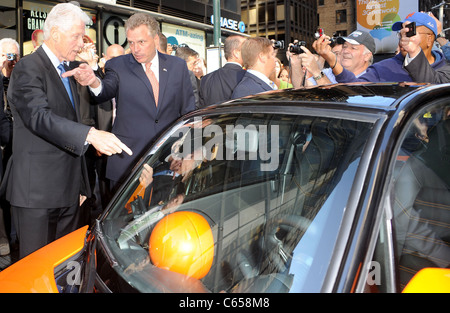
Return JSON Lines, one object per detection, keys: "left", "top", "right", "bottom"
{"left": 101, "top": 113, "right": 373, "bottom": 293}
{"left": 368, "top": 101, "right": 450, "bottom": 292}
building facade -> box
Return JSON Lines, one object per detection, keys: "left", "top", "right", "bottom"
{"left": 241, "top": 0, "right": 318, "bottom": 46}
{"left": 1, "top": 1, "right": 447, "bottom": 64}
{"left": 421, "top": 0, "right": 449, "bottom": 32}
{"left": 317, "top": 0, "right": 355, "bottom": 38}
{"left": 318, "top": 0, "right": 448, "bottom": 39}
{"left": 0, "top": 0, "right": 246, "bottom": 67}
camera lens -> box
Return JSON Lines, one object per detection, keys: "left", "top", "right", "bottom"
{"left": 6, "top": 53, "right": 17, "bottom": 61}
{"left": 289, "top": 45, "right": 302, "bottom": 54}
{"left": 288, "top": 41, "right": 306, "bottom": 54}
{"left": 272, "top": 40, "right": 285, "bottom": 50}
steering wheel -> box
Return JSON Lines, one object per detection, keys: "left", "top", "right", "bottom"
{"left": 265, "top": 215, "right": 310, "bottom": 272}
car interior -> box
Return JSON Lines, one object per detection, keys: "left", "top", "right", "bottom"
{"left": 101, "top": 113, "right": 374, "bottom": 292}
{"left": 393, "top": 103, "right": 450, "bottom": 290}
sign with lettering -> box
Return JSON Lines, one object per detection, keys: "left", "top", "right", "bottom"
{"left": 210, "top": 15, "right": 246, "bottom": 33}
{"left": 356, "top": 0, "right": 418, "bottom": 53}
{"left": 162, "top": 23, "right": 206, "bottom": 59}
{"left": 103, "top": 15, "right": 127, "bottom": 47}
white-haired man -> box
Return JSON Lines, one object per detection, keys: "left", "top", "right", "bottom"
{"left": 6, "top": 2, "right": 131, "bottom": 258}
{"left": 289, "top": 30, "right": 375, "bottom": 87}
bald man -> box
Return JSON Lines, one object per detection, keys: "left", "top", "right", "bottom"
{"left": 98, "top": 44, "right": 125, "bottom": 70}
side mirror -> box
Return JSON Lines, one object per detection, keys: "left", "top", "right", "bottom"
{"left": 402, "top": 268, "right": 450, "bottom": 293}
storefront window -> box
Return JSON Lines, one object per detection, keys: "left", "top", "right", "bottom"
{"left": 0, "top": 1, "right": 16, "bottom": 42}
{"left": 205, "top": 0, "right": 239, "bottom": 12}
{"left": 223, "top": 0, "right": 239, "bottom": 12}
{"left": 22, "top": 0, "right": 97, "bottom": 55}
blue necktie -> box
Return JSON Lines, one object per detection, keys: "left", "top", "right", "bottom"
{"left": 57, "top": 63, "right": 75, "bottom": 108}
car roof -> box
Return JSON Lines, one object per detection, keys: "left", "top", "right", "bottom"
{"left": 201, "top": 82, "right": 450, "bottom": 115}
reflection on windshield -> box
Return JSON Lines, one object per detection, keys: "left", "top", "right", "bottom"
{"left": 102, "top": 113, "right": 373, "bottom": 292}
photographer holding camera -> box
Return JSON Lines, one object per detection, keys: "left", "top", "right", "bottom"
{"left": 0, "top": 38, "right": 16, "bottom": 256}
{"left": 287, "top": 39, "right": 337, "bottom": 88}
{"left": 1, "top": 38, "right": 20, "bottom": 81}
{"left": 307, "top": 30, "right": 375, "bottom": 86}
{"left": 0, "top": 38, "right": 20, "bottom": 127}
{"left": 315, "top": 13, "right": 450, "bottom": 84}
{"left": 394, "top": 12, "right": 450, "bottom": 84}
{"left": 0, "top": 37, "right": 18, "bottom": 178}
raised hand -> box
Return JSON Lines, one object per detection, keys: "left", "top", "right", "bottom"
{"left": 62, "top": 62, "right": 100, "bottom": 88}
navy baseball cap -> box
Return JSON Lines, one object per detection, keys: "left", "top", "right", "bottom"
{"left": 392, "top": 12, "right": 438, "bottom": 37}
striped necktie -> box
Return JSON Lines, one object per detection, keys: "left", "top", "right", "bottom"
{"left": 145, "top": 62, "right": 159, "bottom": 106}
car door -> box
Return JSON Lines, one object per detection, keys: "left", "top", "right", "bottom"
{"left": 363, "top": 99, "right": 450, "bottom": 293}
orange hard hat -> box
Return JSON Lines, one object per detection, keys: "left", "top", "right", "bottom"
{"left": 149, "top": 211, "right": 214, "bottom": 279}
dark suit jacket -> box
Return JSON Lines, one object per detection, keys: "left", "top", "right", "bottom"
{"left": 199, "top": 63, "right": 246, "bottom": 107}
{"left": 5, "top": 46, "right": 91, "bottom": 209}
{"left": 189, "top": 70, "right": 200, "bottom": 109}
{"left": 78, "top": 68, "right": 113, "bottom": 132}
{"left": 231, "top": 71, "right": 273, "bottom": 99}
{"left": 94, "top": 52, "right": 195, "bottom": 183}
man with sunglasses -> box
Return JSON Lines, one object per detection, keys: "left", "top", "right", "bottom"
{"left": 394, "top": 12, "right": 450, "bottom": 83}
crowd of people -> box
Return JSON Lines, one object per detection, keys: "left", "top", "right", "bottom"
{"left": 0, "top": 1, "right": 449, "bottom": 262}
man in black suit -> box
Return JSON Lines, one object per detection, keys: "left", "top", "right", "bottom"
{"left": 5, "top": 3, "right": 131, "bottom": 258}
{"left": 199, "top": 35, "right": 246, "bottom": 107}
{"left": 231, "top": 37, "right": 278, "bottom": 99}
{"left": 67, "top": 13, "right": 195, "bottom": 192}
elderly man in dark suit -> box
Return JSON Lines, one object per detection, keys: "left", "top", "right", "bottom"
{"left": 6, "top": 3, "right": 131, "bottom": 258}
{"left": 231, "top": 37, "right": 278, "bottom": 99}
{"left": 67, "top": 13, "right": 196, "bottom": 191}
{"left": 199, "top": 35, "right": 247, "bottom": 107}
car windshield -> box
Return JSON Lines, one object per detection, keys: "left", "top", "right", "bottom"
{"left": 101, "top": 112, "right": 373, "bottom": 292}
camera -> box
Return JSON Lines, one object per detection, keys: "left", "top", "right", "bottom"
{"left": 329, "top": 36, "right": 337, "bottom": 46}
{"left": 6, "top": 53, "right": 17, "bottom": 61}
{"left": 405, "top": 22, "right": 416, "bottom": 37}
{"left": 289, "top": 41, "right": 306, "bottom": 54}
{"left": 315, "top": 28, "right": 324, "bottom": 39}
{"left": 272, "top": 40, "right": 285, "bottom": 50}
{"left": 315, "top": 28, "right": 337, "bottom": 45}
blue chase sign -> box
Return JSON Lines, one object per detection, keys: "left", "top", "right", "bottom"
{"left": 210, "top": 15, "right": 246, "bottom": 33}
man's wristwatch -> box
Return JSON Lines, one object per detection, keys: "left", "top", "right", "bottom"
{"left": 313, "top": 71, "right": 324, "bottom": 81}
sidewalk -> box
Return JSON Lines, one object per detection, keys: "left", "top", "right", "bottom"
{"left": 0, "top": 244, "right": 18, "bottom": 272}
{"left": 0, "top": 184, "right": 103, "bottom": 273}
